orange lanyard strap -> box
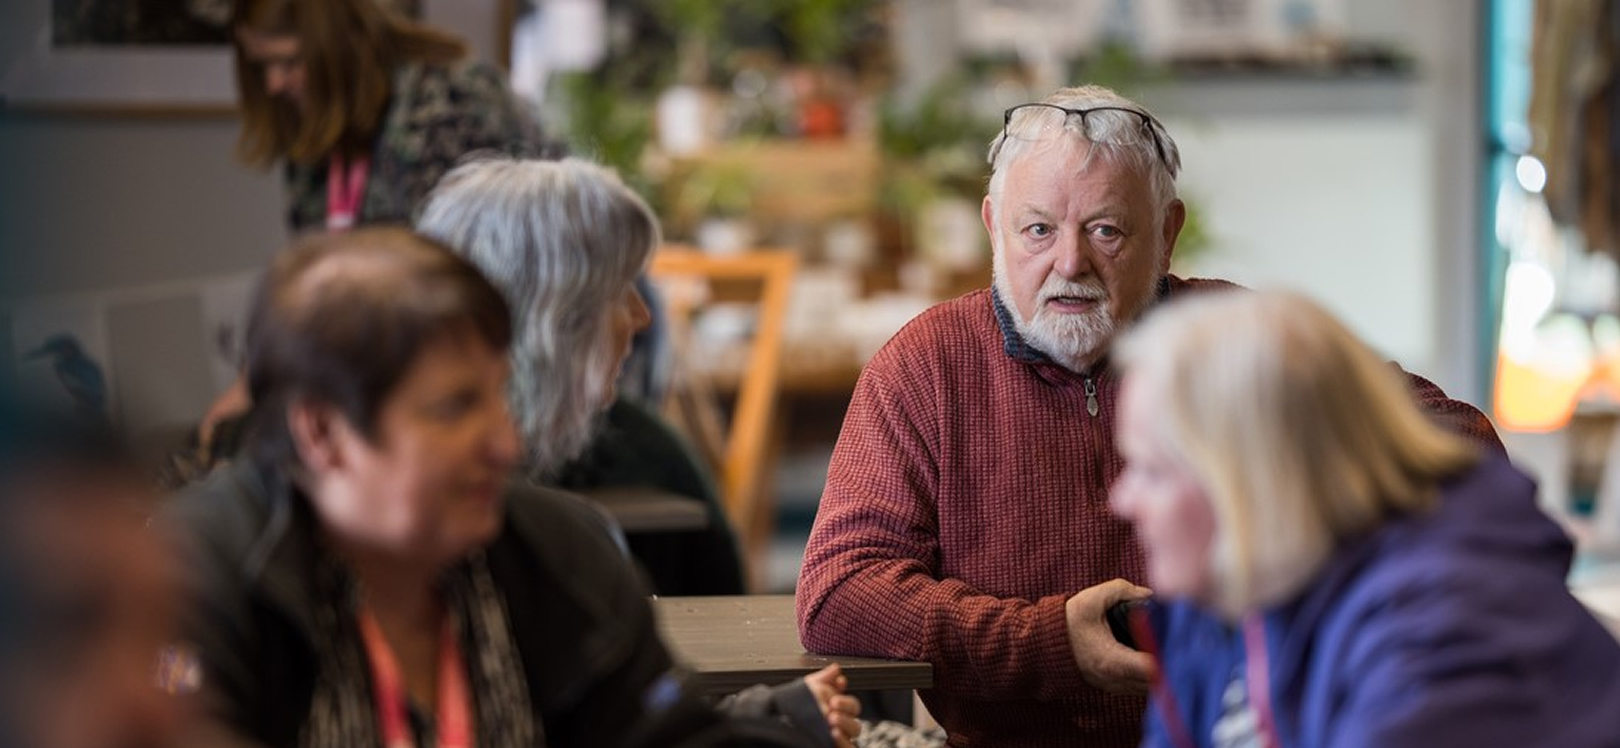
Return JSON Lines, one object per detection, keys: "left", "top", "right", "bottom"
{"left": 356, "top": 606, "right": 474, "bottom": 748}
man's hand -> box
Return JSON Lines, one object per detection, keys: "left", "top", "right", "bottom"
{"left": 1065, "top": 579, "right": 1155, "bottom": 695}
{"left": 804, "top": 663, "right": 862, "bottom": 748}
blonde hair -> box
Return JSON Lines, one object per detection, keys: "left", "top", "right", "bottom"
{"left": 1113, "top": 289, "right": 1479, "bottom": 617}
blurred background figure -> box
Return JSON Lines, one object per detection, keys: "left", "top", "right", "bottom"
{"left": 418, "top": 157, "right": 746, "bottom": 596}
{"left": 171, "top": 0, "right": 567, "bottom": 488}
{"left": 0, "top": 391, "right": 187, "bottom": 748}
{"left": 231, "top": 0, "right": 561, "bottom": 234}
{"left": 1111, "top": 289, "right": 1620, "bottom": 748}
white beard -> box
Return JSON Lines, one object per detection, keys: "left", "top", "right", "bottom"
{"left": 993, "top": 250, "right": 1123, "bottom": 373}
{"left": 1024, "top": 299, "right": 1115, "bottom": 371}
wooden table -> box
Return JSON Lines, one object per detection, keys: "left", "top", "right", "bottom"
{"left": 577, "top": 486, "right": 711, "bottom": 533}
{"left": 653, "top": 595, "right": 934, "bottom": 695}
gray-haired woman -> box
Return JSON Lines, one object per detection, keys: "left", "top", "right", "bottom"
{"left": 417, "top": 158, "right": 860, "bottom": 746}
{"left": 416, "top": 156, "right": 746, "bottom": 596}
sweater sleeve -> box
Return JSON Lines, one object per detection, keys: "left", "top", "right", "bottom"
{"left": 796, "top": 355, "right": 1086, "bottom": 704}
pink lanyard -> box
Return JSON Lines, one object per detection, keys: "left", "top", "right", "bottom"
{"left": 1243, "top": 615, "right": 1283, "bottom": 748}
{"left": 356, "top": 607, "right": 473, "bottom": 748}
{"left": 1135, "top": 611, "right": 1200, "bottom": 748}
{"left": 326, "top": 152, "right": 370, "bottom": 231}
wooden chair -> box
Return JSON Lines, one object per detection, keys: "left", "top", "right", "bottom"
{"left": 649, "top": 246, "right": 797, "bottom": 589}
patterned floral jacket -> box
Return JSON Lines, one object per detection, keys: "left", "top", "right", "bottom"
{"left": 282, "top": 60, "right": 563, "bottom": 232}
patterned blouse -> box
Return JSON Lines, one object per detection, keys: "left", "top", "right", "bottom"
{"left": 282, "top": 60, "right": 563, "bottom": 233}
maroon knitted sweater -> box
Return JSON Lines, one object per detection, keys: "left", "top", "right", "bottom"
{"left": 795, "top": 279, "right": 1502, "bottom": 748}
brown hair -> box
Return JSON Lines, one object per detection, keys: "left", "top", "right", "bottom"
{"left": 243, "top": 227, "right": 512, "bottom": 475}
{"left": 232, "top": 0, "right": 467, "bottom": 167}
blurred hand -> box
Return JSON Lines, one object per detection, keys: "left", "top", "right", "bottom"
{"left": 804, "top": 663, "right": 862, "bottom": 748}
{"left": 198, "top": 375, "right": 250, "bottom": 452}
{"left": 1065, "top": 579, "right": 1155, "bottom": 694}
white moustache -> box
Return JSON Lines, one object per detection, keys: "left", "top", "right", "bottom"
{"left": 1038, "top": 283, "right": 1107, "bottom": 304}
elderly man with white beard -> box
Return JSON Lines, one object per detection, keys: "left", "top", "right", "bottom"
{"left": 794, "top": 84, "right": 1505, "bottom": 748}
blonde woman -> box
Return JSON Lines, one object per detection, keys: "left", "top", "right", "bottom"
{"left": 1110, "top": 289, "right": 1620, "bottom": 748}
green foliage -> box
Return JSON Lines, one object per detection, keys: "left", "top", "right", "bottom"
{"left": 875, "top": 76, "right": 998, "bottom": 219}
{"left": 670, "top": 149, "right": 758, "bottom": 223}
{"left": 774, "top": 0, "right": 869, "bottom": 65}
{"left": 1172, "top": 193, "right": 1213, "bottom": 269}
{"left": 555, "top": 72, "right": 656, "bottom": 202}
{"left": 646, "top": 0, "right": 868, "bottom": 81}
{"left": 1068, "top": 40, "right": 1172, "bottom": 97}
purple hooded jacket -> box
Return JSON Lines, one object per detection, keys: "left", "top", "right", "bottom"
{"left": 1141, "top": 455, "right": 1620, "bottom": 748}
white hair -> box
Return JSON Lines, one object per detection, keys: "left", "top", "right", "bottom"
{"left": 987, "top": 85, "right": 1182, "bottom": 221}
{"left": 417, "top": 157, "right": 657, "bottom": 475}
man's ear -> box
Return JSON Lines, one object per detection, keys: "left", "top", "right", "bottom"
{"left": 287, "top": 398, "right": 348, "bottom": 473}
{"left": 1159, "top": 199, "right": 1187, "bottom": 275}
{"left": 981, "top": 194, "right": 998, "bottom": 252}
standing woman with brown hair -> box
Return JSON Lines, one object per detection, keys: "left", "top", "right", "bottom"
{"left": 231, "top": 0, "right": 561, "bottom": 234}
{"left": 165, "top": 0, "right": 565, "bottom": 469}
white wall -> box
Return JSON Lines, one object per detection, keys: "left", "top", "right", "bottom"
{"left": 0, "top": 112, "right": 287, "bottom": 435}
{"left": 1166, "top": 3, "right": 1487, "bottom": 405}
{"left": 1169, "top": 109, "right": 1436, "bottom": 370}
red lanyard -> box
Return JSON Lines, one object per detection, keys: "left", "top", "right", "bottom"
{"left": 326, "top": 152, "right": 370, "bottom": 231}
{"left": 1137, "top": 610, "right": 1285, "bottom": 748}
{"left": 1134, "top": 610, "right": 1200, "bottom": 748}
{"left": 1243, "top": 615, "right": 1283, "bottom": 748}
{"left": 356, "top": 607, "right": 473, "bottom": 748}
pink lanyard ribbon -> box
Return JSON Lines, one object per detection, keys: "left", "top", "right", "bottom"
{"left": 1243, "top": 615, "right": 1283, "bottom": 748}
{"left": 326, "top": 152, "right": 370, "bottom": 231}
{"left": 356, "top": 607, "right": 473, "bottom": 748}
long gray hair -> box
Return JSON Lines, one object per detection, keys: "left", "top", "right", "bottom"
{"left": 417, "top": 157, "right": 657, "bottom": 475}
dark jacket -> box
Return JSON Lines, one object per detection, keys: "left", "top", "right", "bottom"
{"left": 162, "top": 460, "right": 673, "bottom": 748}
{"left": 553, "top": 397, "right": 746, "bottom": 596}
{"left": 1143, "top": 455, "right": 1620, "bottom": 748}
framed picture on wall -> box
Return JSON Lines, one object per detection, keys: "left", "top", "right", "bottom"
{"left": 0, "top": 0, "right": 421, "bottom": 113}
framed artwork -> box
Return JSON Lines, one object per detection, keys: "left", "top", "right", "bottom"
{"left": 0, "top": 0, "right": 420, "bottom": 114}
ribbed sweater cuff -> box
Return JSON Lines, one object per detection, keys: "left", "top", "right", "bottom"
{"left": 1033, "top": 594, "right": 1085, "bottom": 699}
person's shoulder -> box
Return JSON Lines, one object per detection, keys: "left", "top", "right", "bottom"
{"left": 1167, "top": 274, "right": 1245, "bottom": 296}
{"left": 160, "top": 460, "right": 273, "bottom": 553}
{"left": 501, "top": 481, "right": 628, "bottom": 566}
{"left": 401, "top": 58, "right": 506, "bottom": 95}
{"left": 869, "top": 289, "right": 996, "bottom": 364}
{"left": 1306, "top": 457, "right": 1561, "bottom": 642}
{"left": 494, "top": 481, "right": 656, "bottom": 637}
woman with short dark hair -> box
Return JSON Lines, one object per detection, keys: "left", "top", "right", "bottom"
{"left": 165, "top": 229, "right": 859, "bottom": 748}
